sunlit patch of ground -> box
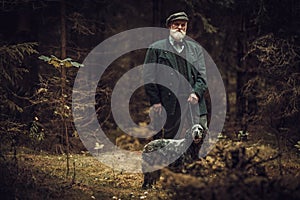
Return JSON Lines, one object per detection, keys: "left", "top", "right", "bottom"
{"left": 0, "top": 149, "right": 170, "bottom": 200}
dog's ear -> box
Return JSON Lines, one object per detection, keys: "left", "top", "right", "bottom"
{"left": 184, "top": 128, "right": 193, "bottom": 140}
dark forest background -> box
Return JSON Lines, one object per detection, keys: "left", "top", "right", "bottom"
{"left": 0, "top": 0, "right": 299, "bottom": 199}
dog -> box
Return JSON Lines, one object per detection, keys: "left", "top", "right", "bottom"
{"left": 141, "top": 124, "right": 206, "bottom": 189}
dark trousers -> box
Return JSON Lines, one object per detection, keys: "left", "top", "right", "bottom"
{"left": 153, "top": 99, "right": 208, "bottom": 140}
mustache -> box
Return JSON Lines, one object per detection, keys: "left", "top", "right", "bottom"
{"left": 170, "top": 29, "right": 185, "bottom": 34}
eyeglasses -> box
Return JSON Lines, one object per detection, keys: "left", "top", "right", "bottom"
{"left": 171, "top": 22, "right": 187, "bottom": 29}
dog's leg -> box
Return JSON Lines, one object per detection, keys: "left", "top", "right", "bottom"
{"left": 142, "top": 169, "right": 161, "bottom": 189}
{"left": 142, "top": 172, "right": 152, "bottom": 189}
{"left": 141, "top": 139, "right": 170, "bottom": 189}
{"left": 142, "top": 148, "right": 164, "bottom": 189}
{"left": 142, "top": 151, "right": 154, "bottom": 189}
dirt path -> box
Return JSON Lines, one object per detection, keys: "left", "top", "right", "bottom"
{"left": 1, "top": 150, "right": 169, "bottom": 200}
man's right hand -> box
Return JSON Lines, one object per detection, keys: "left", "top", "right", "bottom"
{"left": 152, "top": 103, "right": 162, "bottom": 115}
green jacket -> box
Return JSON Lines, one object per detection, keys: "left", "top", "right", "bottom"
{"left": 143, "top": 38, "right": 208, "bottom": 116}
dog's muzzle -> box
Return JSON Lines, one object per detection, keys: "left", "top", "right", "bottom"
{"left": 191, "top": 124, "right": 205, "bottom": 143}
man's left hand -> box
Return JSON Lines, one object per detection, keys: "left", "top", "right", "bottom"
{"left": 187, "top": 93, "right": 199, "bottom": 104}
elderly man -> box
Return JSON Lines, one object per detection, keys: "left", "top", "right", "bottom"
{"left": 143, "top": 11, "right": 208, "bottom": 140}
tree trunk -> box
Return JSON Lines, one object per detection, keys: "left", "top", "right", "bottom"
{"left": 152, "top": 0, "right": 162, "bottom": 26}
{"left": 60, "top": 0, "right": 70, "bottom": 177}
{"left": 236, "top": 7, "right": 247, "bottom": 133}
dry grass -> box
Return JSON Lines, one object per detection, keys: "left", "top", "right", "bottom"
{"left": 0, "top": 148, "right": 169, "bottom": 200}
{"left": 1, "top": 138, "right": 300, "bottom": 200}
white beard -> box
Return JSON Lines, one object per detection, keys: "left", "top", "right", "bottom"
{"left": 170, "top": 29, "right": 186, "bottom": 41}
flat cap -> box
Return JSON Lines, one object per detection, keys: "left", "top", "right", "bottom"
{"left": 166, "top": 12, "right": 189, "bottom": 27}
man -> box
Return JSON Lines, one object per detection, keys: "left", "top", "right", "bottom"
{"left": 143, "top": 11, "right": 208, "bottom": 139}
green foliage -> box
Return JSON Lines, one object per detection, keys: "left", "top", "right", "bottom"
{"left": 29, "top": 117, "right": 45, "bottom": 142}
{"left": 217, "top": 133, "right": 227, "bottom": 140}
{"left": 0, "top": 42, "right": 38, "bottom": 86}
{"left": 0, "top": 42, "right": 38, "bottom": 117}
{"left": 6, "top": 99, "right": 24, "bottom": 113}
{"left": 0, "top": 43, "right": 38, "bottom": 64}
{"left": 38, "top": 55, "right": 82, "bottom": 120}
{"left": 237, "top": 130, "right": 249, "bottom": 141}
{"left": 244, "top": 34, "right": 300, "bottom": 120}
{"left": 38, "top": 55, "right": 84, "bottom": 68}
{"left": 68, "top": 12, "right": 96, "bottom": 35}
{"left": 0, "top": 42, "right": 38, "bottom": 150}
{"left": 54, "top": 104, "right": 71, "bottom": 118}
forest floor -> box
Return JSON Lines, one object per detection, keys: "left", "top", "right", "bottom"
{"left": 1, "top": 132, "right": 300, "bottom": 200}
{"left": 1, "top": 148, "right": 168, "bottom": 200}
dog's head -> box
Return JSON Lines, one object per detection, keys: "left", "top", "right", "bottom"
{"left": 190, "top": 124, "right": 205, "bottom": 143}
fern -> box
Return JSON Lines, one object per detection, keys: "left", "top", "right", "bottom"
{"left": 0, "top": 42, "right": 38, "bottom": 85}
{"left": 0, "top": 42, "right": 38, "bottom": 64}
{"left": 5, "top": 99, "right": 24, "bottom": 113}
{"left": 0, "top": 42, "right": 38, "bottom": 114}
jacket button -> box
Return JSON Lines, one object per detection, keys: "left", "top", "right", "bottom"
{"left": 168, "top": 92, "right": 171, "bottom": 96}
{"left": 171, "top": 72, "right": 174, "bottom": 75}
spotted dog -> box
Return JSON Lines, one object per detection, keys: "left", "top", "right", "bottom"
{"left": 142, "top": 124, "right": 206, "bottom": 189}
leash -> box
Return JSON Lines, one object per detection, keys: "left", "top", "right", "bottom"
{"left": 188, "top": 102, "right": 194, "bottom": 125}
